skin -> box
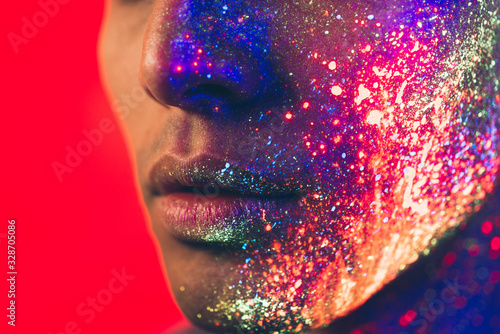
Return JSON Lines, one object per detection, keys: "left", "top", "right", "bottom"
{"left": 98, "top": 0, "right": 500, "bottom": 333}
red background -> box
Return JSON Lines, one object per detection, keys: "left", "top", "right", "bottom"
{"left": 1, "top": 1, "right": 185, "bottom": 333}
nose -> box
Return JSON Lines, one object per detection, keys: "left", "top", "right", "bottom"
{"left": 140, "top": 0, "right": 267, "bottom": 115}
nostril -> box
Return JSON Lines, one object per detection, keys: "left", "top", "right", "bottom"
{"left": 183, "top": 84, "right": 236, "bottom": 102}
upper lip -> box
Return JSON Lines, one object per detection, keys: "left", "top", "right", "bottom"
{"left": 149, "top": 153, "right": 298, "bottom": 198}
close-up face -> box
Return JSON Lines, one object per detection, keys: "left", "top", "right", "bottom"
{"left": 99, "top": 0, "right": 500, "bottom": 333}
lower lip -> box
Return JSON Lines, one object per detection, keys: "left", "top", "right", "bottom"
{"left": 160, "top": 192, "right": 297, "bottom": 245}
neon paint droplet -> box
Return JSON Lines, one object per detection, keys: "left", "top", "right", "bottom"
{"left": 482, "top": 221, "right": 493, "bottom": 234}
{"left": 491, "top": 237, "right": 500, "bottom": 251}
{"left": 331, "top": 85, "right": 342, "bottom": 96}
{"left": 355, "top": 84, "right": 371, "bottom": 105}
{"left": 366, "top": 110, "right": 383, "bottom": 125}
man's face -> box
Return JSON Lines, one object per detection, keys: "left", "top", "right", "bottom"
{"left": 99, "top": 0, "right": 500, "bottom": 332}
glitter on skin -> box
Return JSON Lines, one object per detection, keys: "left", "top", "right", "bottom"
{"left": 131, "top": 0, "right": 500, "bottom": 333}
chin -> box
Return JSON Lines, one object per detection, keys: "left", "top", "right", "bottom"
{"left": 148, "top": 191, "right": 419, "bottom": 334}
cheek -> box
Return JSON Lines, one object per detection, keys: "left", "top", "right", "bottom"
{"left": 264, "top": 3, "right": 498, "bottom": 205}
{"left": 100, "top": 11, "right": 149, "bottom": 122}
{"left": 227, "top": 2, "right": 500, "bottom": 327}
